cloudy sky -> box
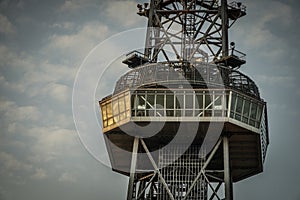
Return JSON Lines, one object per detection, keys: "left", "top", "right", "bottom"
{"left": 0, "top": 0, "right": 300, "bottom": 200}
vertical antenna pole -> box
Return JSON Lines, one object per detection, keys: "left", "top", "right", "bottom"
{"left": 144, "top": 0, "right": 155, "bottom": 59}
{"left": 223, "top": 136, "right": 233, "bottom": 200}
{"left": 221, "top": 0, "right": 229, "bottom": 57}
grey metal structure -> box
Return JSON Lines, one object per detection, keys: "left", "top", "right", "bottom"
{"left": 99, "top": 0, "right": 269, "bottom": 199}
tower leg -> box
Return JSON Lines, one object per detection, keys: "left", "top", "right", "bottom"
{"left": 127, "top": 137, "right": 139, "bottom": 200}
{"left": 223, "top": 136, "right": 233, "bottom": 200}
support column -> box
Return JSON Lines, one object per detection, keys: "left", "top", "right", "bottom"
{"left": 223, "top": 136, "right": 233, "bottom": 200}
{"left": 127, "top": 137, "right": 139, "bottom": 200}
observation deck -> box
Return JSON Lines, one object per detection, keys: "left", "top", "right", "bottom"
{"left": 99, "top": 61, "right": 269, "bottom": 182}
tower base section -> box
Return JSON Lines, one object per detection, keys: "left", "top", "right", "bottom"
{"left": 126, "top": 137, "right": 236, "bottom": 200}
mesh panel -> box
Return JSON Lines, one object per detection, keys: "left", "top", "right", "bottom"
{"left": 158, "top": 146, "right": 207, "bottom": 200}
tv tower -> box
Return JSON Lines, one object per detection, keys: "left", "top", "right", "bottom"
{"left": 99, "top": 0, "right": 269, "bottom": 199}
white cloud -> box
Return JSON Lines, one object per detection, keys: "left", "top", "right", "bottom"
{"left": 50, "top": 22, "right": 76, "bottom": 30}
{"left": 31, "top": 168, "right": 47, "bottom": 180}
{"left": 106, "top": 1, "right": 143, "bottom": 27}
{"left": 0, "top": 99, "right": 41, "bottom": 122}
{"left": 235, "top": 1, "right": 292, "bottom": 51}
{"left": 58, "top": 172, "right": 77, "bottom": 183}
{"left": 59, "top": 0, "right": 96, "bottom": 12}
{"left": 28, "top": 127, "right": 78, "bottom": 163}
{"left": 60, "top": 0, "right": 82, "bottom": 12}
{"left": 43, "top": 82, "right": 70, "bottom": 103}
{"left": 0, "top": 13, "right": 16, "bottom": 35}
{"left": 47, "top": 22, "right": 110, "bottom": 58}
{"left": 0, "top": 45, "right": 19, "bottom": 67}
{"left": 0, "top": 45, "right": 76, "bottom": 99}
{"left": 0, "top": 152, "right": 33, "bottom": 173}
{"left": 0, "top": 75, "right": 25, "bottom": 93}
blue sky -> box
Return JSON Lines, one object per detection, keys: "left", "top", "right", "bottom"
{"left": 0, "top": 0, "right": 300, "bottom": 200}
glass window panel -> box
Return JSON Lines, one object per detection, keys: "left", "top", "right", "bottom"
{"left": 225, "top": 94, "right": 229, "bottom": 110}
{"left": 136, "top": 110, "right": 145, "bottom": 116}
{"left": 131, "top": 110, "right": 136, "bottom": 117}
{"left": 256, "top": 104, "right": 263, "bottom": 122}
{"left": 125, "top": 94, "right": 130, "bottom": 111}
{"left": 214, "top": 95, "right": 223, "bottom": 110}
{"left": 175, "top": 110, "right": 182, "bottom": 117}
{"left": 195, "top": 94, "right": 203, "bottom": 109}
{"left": 249, "top": 119, "right": 255, "bottom": 126}
{"left": 175, "top": 95, "right": 184, "bottom": 109}
{"left": 185, "top": 95, "right": 193, "bottom": 109}
{"left": 126, "top": 110, "right": 131, "bottom": 118}
{"left": 131, "top": 94, "right": 137, "bottom": 109}
{"left": 118, "top": 98, "right": 125, "bottom": 113}
{"left": 146, "top": 110, "right": 150, "bottom": 116}
{"left": 236, "top": 96, "right": 243, "bottom": 114}
{"left": 146, "top": 94, "right": 155, "bottom": 109}
{"left": 108, "top": 118, "right": 114, "bottom": 126}
{"left": 185, "top": 110, "right": 193, "bottom": 116}
{"left": 214, "top": 110, "right": 223, "bottom": 117}
{"left": 214, "top": 95, "right": 222, "bottom": 106}
{"left": 235, "top": 113, "right": 241, "bottom": 121}
{"left": 107, "top": 103, "right": 112, "bottom": 119}
{"left": 255, "top": 121, "right": 260, "bottom": 129}
{"left": 156, "top": 94, "right": 164, "bottom": 108}
{"left": 112, "top": 100, "right": 119, "bottom": 116}
{"left": 120, "top": 112, "right": 126, "bottom": 120}
{"left": 205, "top": 95, "right": 212, "bottom": 109}
{"left": 243, "top": 99, "right": 250, "bottom": 118}
{"left": 204, "top": 110, "right": 212, "bottom": 117}
{"left": 250, "top": 103, "right": 257, "bottom": 119}
{"left": 224, "top": 110, "right": 227, "bottom": 117}
{"left": 166, "top": 94, "right": 174, "bottom": 109}
{"left": 156, "top": 109, "right": 165, "bottom": 117}
{"left": 113, "top": 115, "right": 119, "bottom": 123}
{"left": 102, "top": 105, "right": 107, "bottom": 120}
{"left": 231, "top": 93, "right": 236, "bottom": 112}
{"left": 166, "top": 110, "right": 174, "bottom": 116}
{"left": 242, "top": 117, "right": 248, "bottom": 123}
{"left": 195, "top": 110, "right": 202, "bottom": 117}
{"left": 137, "top": 95, "right": 146, "bottom": 109}
{"left": 103, "top": 120, "right": 108, "bottom": 128}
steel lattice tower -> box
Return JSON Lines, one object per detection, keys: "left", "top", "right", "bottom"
{"left": 99, "top": 1, "right": 269, "bottom": 199}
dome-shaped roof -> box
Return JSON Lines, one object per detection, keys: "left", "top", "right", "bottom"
{"left": 114, "top": 61, "right": 260, "bottom": 98}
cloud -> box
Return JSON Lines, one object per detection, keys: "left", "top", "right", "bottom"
{"left": 0, "top": 99, "right": 41, "bottom": 122}
{"left": 234, "top": 1, "right": 293, "bottom": 54}
{"left": 0, "top": 13, "right": 16, "bottom": 35}
{"left": 28, "top": 127, "right": 78, "bottom": 163}
{"left": 31, "top": 168, "right": 47, "bottom": 180}
{"left": 43, "top": 83, "right": 70, "bottom": 103}
{"left": 59, "top": 0, "right": 82, "bottom": 12}
{"left": 59, "top": 0, "right": 97, "bottom": 12}
{"left": 106, "top": 1, "right": 144, "bottom": 27}
{"left": 50, "top": 22, "right": 76, "bottom": 30}
{"left": 58, "top": 172, "right": 77, "bottom": 183}
{"left": 47, "top": 22, "right": 110, "bottom": 58}
{"left": 0, "top": 45, "right": 76, "bottom": 100}
{"left": 0, "top": 152, "right": 33, "bottom": 174}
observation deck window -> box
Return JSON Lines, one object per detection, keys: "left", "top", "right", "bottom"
{"left": 230, "top": 92, "right": 263, "bottom": 128}
{"left": 100, "top": 89, "right": 264, "bottom": 132}
{"left": 101, "top": 91, "right": 130, "bottom": 129}
{"left": 130, "top": 90, "right": 229, "bottom": 118}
